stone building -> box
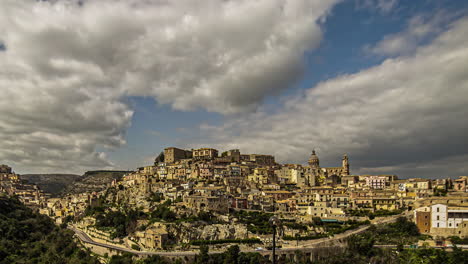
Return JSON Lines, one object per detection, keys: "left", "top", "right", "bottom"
{"left": 0, "top": 164, "right": 12, "bottom": 174}
{"left": 247, "top": 167, "right": 273, "bottom": 185}
{"left": 184, "top": 194, "right": 229, "bottom": 213}
{"left": 221, "top": 149, "right": 241, "bottom": 162}
{"left": 193, "top": 148, "right": 219, "bottom": 160}
{"left": 415, "top": 204, "right": 468, "bottom": 238}
{"left": 365, "top": 176, "right": 388, "bottom": 189}
{"left": 245, "top": 154, "right": 276, "bottom": 166}
{"left": 306, "top": 150, "right": 350, "bottom": 186}
{"left": 164, "top": 147, "right": 192, "bottom": 164}
{"left": 415, "top": 206, "right": 431, "bottom": 234}
{"left": 454, "top": 176, "right": 468, "bottom": 192}
{"left": 135, "top": 225, "right": 168, "bottom": 250}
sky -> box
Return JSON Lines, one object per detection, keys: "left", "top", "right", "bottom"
{"left": 1, "top": 0, "right": 467, "bottom": 179}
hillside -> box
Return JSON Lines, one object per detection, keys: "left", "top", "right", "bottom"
{"left": 61, "top": 170, "right": 131, "bottom": 195}
{"left": 0, "top": 194, "right": 99, "bottom": 264}
{"left": 21, "top": 174, "right": 81, "bottom": 196}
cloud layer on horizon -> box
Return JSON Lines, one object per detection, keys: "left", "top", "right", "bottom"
{"left": 199, "top": 15, "right": 468, "bottom": 178}
{"left": 0, "top": 0, "right": 337, "bottom": 173}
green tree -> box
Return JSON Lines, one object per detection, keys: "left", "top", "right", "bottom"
{"left": 0, "top": 195, "right": 99, "bottom": 264}
{"left": 140, "top": 255, "right": 169, "bottom": 264}
{"left": 196, "top": 245, "right": 210, "bottom": 264}
{"left": 346, "top": 233, "right": 375, "bottom": 257}
{"left": 238, "top": 252, "right": 268, "bottom": 264}
{"left": 224, "top": 245, "right": 240, "bottom": 264}
{"left": 447, "top": 245, "right": 468, "bottom": 264}
{"left": 109, "top": 253, "right": 134, "bottom": 264}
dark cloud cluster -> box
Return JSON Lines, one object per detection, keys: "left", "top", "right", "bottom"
{"left": 0, "top": 0, "right": 337, "bottom": 173}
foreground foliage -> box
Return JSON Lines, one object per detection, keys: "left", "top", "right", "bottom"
{"left": 0, "top": 195, "right": 99, "bottom": 264}
{"left": 307, "top": 217, "right": 468, "bottom": 264}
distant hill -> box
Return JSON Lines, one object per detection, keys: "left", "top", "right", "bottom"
{"left": 60, "top": 170, "right": 132, "bottom": 195}
{"left": 20, "top": 174, "right": 81, "bottom": 196}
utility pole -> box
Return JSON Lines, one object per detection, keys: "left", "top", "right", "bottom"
{"left": 269, "top": 199, "right": 281, "bottom": 264}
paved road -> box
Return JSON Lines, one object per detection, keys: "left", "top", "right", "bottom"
{"left": 70, "top": 214, "right": 406, "bottom": 257}
{"left": 71, "top": 227, "right": 144, "bottom": 255}
{"left": 295, "top": 214, "right": 403, "bottom": 248}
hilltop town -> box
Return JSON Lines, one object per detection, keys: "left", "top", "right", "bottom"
{"left": 1, "top": 148, "right": 468, "bottom": 262}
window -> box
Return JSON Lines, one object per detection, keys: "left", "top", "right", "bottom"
{"left": 437, "top": 223, "right": 440, "bottom": 227}
{"left": 437, "top": 216, "right": 440, "bottom": 220}
{"left": 437, "top": 207, "right": 440, "bottom": 212}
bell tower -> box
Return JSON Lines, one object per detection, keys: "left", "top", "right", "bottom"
{"left": 342, "top": 154, "right": 350, "bottom": 175}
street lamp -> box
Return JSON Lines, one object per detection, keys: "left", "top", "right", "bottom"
{"left": 269, "top": 215, "right": 281, "bottom": 264}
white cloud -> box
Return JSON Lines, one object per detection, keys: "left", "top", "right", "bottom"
{"left": 356, "top": 0, "right": 398, "bottom": 15}
{"left": 0, "top": 0, "right": 337, "bottom": 173}
{"left": 366, "top": 11, "right": 459, "bottom": 56}
{"left": 200, "top": 16, "right": 468, "bottom": 178}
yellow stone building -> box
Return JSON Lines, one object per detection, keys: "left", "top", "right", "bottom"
{"left": 306, "top": 150, "right": 350, "bottom": 186}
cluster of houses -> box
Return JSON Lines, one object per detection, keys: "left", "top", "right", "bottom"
{"left": 0, "top": 164, "right": 45, "bottom": 207}
{"left": 118, "top": 148, "right": 463, "bottom": 217}
{"left": 2, "top": 147, "right": 468, "bottom": 251}
{"left": 106, "top": 147, "right": 468, "bottom": 248}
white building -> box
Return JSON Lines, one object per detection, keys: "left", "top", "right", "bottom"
{"left": 429, "top": 204, "right": 468, "bottom": 237}
{"left": 431, "top": 204, "right": 448, "bottom": 228}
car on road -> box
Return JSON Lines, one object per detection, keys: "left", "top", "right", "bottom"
{"left": 265, "top": 246, "right": 282, "bottom": 250}
{"left": 255, "top": 247, "right": 264, "bottom": 251}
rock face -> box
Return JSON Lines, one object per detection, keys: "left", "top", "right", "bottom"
{"left": 21, "top": 174, "right": 81, "bottom": 196}
{"left": 199, "top": 224, "right": 249, "bottom": 240}
{"left": 166, "top": 223, "right": 248, "bottom": 243}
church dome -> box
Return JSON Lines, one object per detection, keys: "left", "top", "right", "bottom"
{"left": 308, "top": 150, "right": 320, "bottom": 166}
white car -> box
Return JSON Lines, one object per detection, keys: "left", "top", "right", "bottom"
{"left": 255, "top": 247, "right": 264, "bottom": 251}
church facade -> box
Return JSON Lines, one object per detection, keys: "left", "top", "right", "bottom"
{"left": 306, "top": 150, "right": 350, "bottom": 186}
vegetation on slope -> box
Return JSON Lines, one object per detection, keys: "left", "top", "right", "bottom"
{"left": 108, "top": 245, "right": 266, "bottom": 264}
{"left": 309, "top": 217, "right": 468, "bottom": 264}
{"left": 0, "top": 194, "right": 99, "bottom": 264}
{"left": 61, "top": 170, "right": 131, "bottom": 195}
{"left": 20, "top": 174, "right": 81, "bottom": 196}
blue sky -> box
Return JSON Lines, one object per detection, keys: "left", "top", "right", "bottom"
{"left": 1, "top": 0, "right": 468, "bottom": 178}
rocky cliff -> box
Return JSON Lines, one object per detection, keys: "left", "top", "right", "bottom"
{"left": 166, "top": 222, "right": 249, "bottom": 243}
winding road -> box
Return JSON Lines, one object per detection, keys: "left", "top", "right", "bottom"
{"left": 70, "top": 214, "right": 404, "bottom": 257}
